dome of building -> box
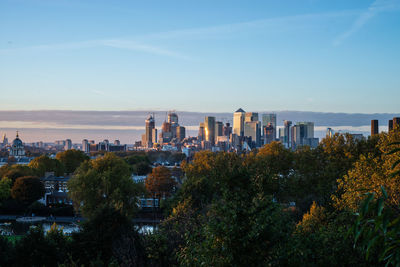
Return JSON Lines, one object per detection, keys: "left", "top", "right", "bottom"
{"left": 10, "top": 131, "right": 25, "bottom": 157}
{"left": 12, "top": 136, "right": 23, "bottom": 147}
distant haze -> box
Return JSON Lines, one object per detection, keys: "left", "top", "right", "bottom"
{"left": 0, "top": 110, "right": 399, "bottom": 144}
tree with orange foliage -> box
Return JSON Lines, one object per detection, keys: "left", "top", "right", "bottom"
{"left": 145, "top": 166, "right": 176, "bottom": 199}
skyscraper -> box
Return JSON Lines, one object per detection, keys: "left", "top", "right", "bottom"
{"left": 245, "top": 112, "right": 259, "bottom": 122}
{"left": 389, "top": 120, "right": 394, "bottom": 131}
{"left": 262, "top": 114, "right": 277, "bottom": 142}
{"left": 176, "top": 126, "right": 186, "bottom": 141}
{"left": 82, "top": 139, "right": 89, "bottom": 152}
{"left": 263, "top": 123, "right": 275, "bottom": 144}
{"left": 283, "top": 120, "right": 292, "bottom": 148}
{"left": 198, "top": 122, "right": 205, "bottom": 142}
{"left": 291, "top": 122, "right": 317, "bottom": 149}
{"left": 371, "top": 120, "right": 379, "bottom": 135}
{"left": 394, "top": 117, "right": 400, "bottom": 130}
{"left": 233, "top": 108, "right": 245, "bottom": 136}
{"left": 244, "top": 121, "right": 261, "bottom": 147}
{"left": 215, "top": 121, "right": 223, "bottom": 137}
{"left": 204, "top": 116, "right": 216, "bottom": 145}
{"left": 142, "top": 114, "right": 156, "bottom": 148}
{"left": 64, "top": 139, "right": 72, "bottom": 150}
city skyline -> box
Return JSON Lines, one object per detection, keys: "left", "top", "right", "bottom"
{"left": 1, "top": 0, "right": 400, "bottom": 113}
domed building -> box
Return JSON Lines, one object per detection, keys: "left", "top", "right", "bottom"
{"left": 10, "top": 131, "right": 25, "bottom": 157}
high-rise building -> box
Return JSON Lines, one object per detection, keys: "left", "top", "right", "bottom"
{"left": 198, "top": 122, "right": 205, "bottom": 142}
{"left": 326, "top": 128, "right": 334, "bottom": 138}
{"left": 142, "top": 114, "right": 156, "bottom": 148}
{"left": 394, "top": 117, "right": 400, "bottom": 130}
{"left": 168, "top": 112, "right": 179, "bottom": 124}
{"left": 83, "top": 142, "right": 91, "bottom": 151}
{"left": 1, "top": 134, "right": 8, "bottom": 145}
{"left": 64, "top": 139, "right": 72, "bottom": 150}
{"left": 244, "top": 121, "right": 261, "bottom": 147}
{"left": 215, "top": 121, "right": 223, "bottom": 137}
{"left": 283, "top": 120, "right": 292, "bottom": 148}
{"left": 114, "top": 140, "right": 120, "bottom": 145}
{"left": 245, "top": 112, "right": 259, "bottom": 122}
{"left": 223, "top": 122, "right": 232, "bottom": 137}
{"left": 389, "top": 120, "right": 394, "bottom": 131}
{"left": 291, "top": 122, "right": 317, "bottom": 149}
{"left": 204, "top": 116, "right": 216, "bottom": 145}
{"left": 262, "top": 114, "right": 277, "bottom": 141}
{"left": 176, "top": 126, "right": 186, "bottom": 141}
{"left": 371, "top": 120, "right": 379, "bottom": 135}
{"left": 233, "top": 108, "right": 245, "bottom": 136}
{"left": 263, "top": 123, "right": 275, "bottom": 144}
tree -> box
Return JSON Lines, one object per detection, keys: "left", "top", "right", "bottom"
{"left": 11, "top": 176, "right": 45, "bottom": 204}
{"left": 69, "top": 206, "right": 145, "bottom": 266}
{"left": 145, "top": 166, "right": 176, "bottom": 199}
{"left": 334, "top": 130, "right": 400, "bottom": 212}
{"left": 28, "top": 155, "right": 65, "bottom": 176}
{"left": 56, "top": 149, "right": 89, "bottom": 174}
{"left": 0, "top": 177, "right": 12, "bottom": 201}
{"left": 68, "top": 153, "right": 144, "bottom": 218}
{"left": 1, "top": 165, "right": 35, "bottom": 184}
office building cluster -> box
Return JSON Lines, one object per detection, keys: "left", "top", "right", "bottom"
{"left": 136, "top": 108, "right": 320, "bottom": 156}
{"left": 139, "top": 111, "right": 187, "bottom": 150}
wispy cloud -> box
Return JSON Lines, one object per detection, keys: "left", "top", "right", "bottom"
{"left": 333, "top": 0, "right": 400, "bottom": 46}
{"left": 0, "top": 39, "right": 190, "bottom": 60}
{"left": 139, "top": 10, "right": 358, "bottom": 41}
{"left": 0, "top": 9, "right": 359, "bottom": 59}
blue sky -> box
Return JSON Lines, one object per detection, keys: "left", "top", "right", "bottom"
{"left": 1, "top": 0, "right": 399, "bottom": 113}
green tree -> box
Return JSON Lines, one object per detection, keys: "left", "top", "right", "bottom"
{"left": 0, "top": 177, "right": 12, "bottom": 201}
{"left": 56, "top": 149, "right": 89, "bottom": 174}
{"left": 28, "top": 155, "right": 65, "bottom": 176}
{"left": 11, "top": 176, "right": 45, "bottom": 204}
{"left": 14, "top": 226, "right": 68, "bottom": 267}
{"left": 69, "top": 206, "right": 145, "bottom": 266}
{"left": 145, "top": 166, "right": 176, "bottom": 199}
{"left": 334, "top": 130, "right": 400, "bottom": 212}
{"left": 68, "top": 153, "right": 144, "bottom": 218}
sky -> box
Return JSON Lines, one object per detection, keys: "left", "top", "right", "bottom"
{"left": 1, "top": 0, "right": 400, "bottom": 113}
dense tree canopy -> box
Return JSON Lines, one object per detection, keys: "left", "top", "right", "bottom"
{"left": 68, "top": 153, "right": 144, "bottom": 218}
{"left": 56, "top": 149, "right": 89, "bottom": 174}
{"left": 11, "top": 176, "right": 45, "bottom": 204}
{"left": 28, "top": 155, "right": 65, "bottom": 176}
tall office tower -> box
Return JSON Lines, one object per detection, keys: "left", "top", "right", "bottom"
{"left": 233, "top": 108, "right": 245, "bottom": 136}
{"left": 283, "top": 120, "right": 292, "bottom": 148}
{"left": 198, "top": 122, "right": 205, "bottom": 141}
{"left": 291, "top": 122, "right": 317, "bottom": 149}
{"left": 114, "top": 140, "right": 120, "bottom": 145}
{"left": 82, "top": 139, "right": 89, "bottom": 152}
{"left": 389, "top": 120, "right": 394, "bottom": 131}
{"left": 394, "top": 117, "right": 400, "bottom": 130}
{"left": 223, "top": 122, "right": 232, "bottom": 136}
{"left": 204, "top": 116, "right": 216, "bottom": 145}
{"left": 279, "top": 128, "right": 285, "bottom": 142}
{"left": 371, "top": 120, "right": 379, "bottom": 135}
{"left": 168, "top": 112, "right": 179, "bottom": 124}
{"left": 326, "top": 128, "right": 334, "bottom": 138}
{"left": 152, "top": 128, "right": 157, "bottom": 144}
{"left": 176, "top": 126, "right": 186, "bottom": 141}
{"left": 1, "top": 134, "right": 8, "bottom": 145}
{"left": 244, "top": 121, "right": 261, "bottom": 147}
{"left": 262, "top": 114, "right": 277, "bottom": 141}
{"left": 215, "top": 121, "right": 223, "bottom": 137}
{"left": 245, "top": 112, "right": 259, "bottom": 122}
{"left": 161, "top": 121, "right": 172, "bottom": 132}
{"left": 263, "top": 123, "right": 275, "bottom": 144}
{"left": 64, "top": 139, "right": 72, "bottom": 150}
{"left": 142, "top": 114, "right": 156, "bottom": 148}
